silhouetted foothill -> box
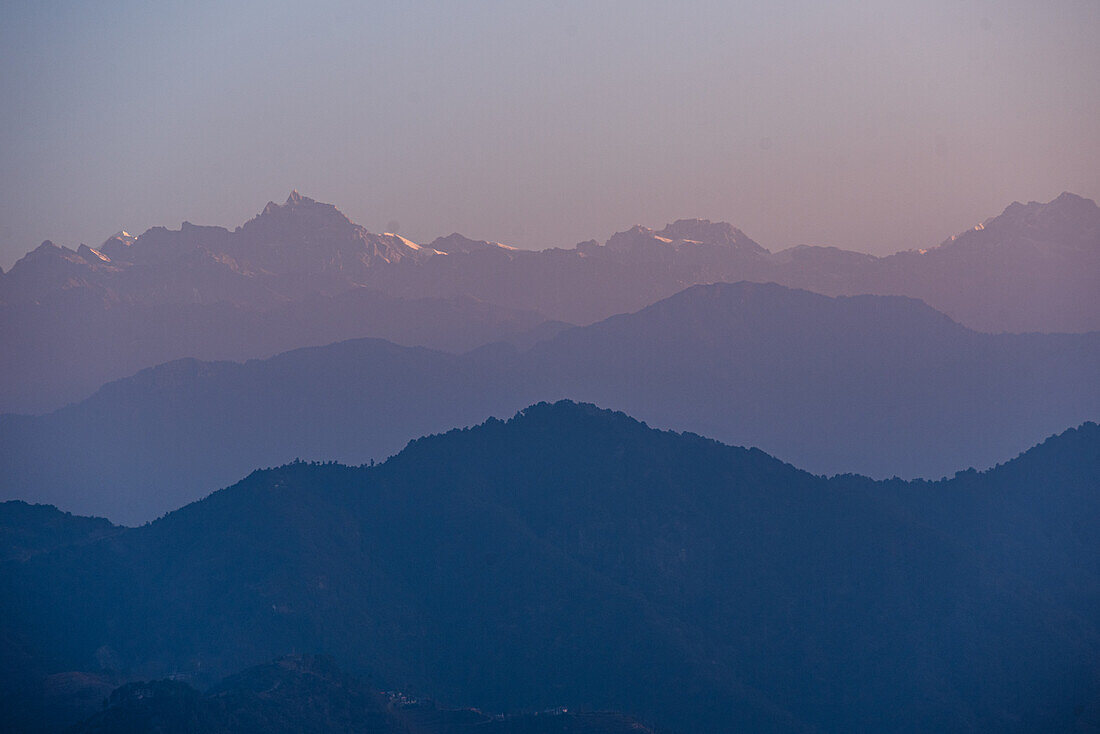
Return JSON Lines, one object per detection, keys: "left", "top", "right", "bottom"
{"left": 66, "top": 655, "right": 655, "bottom": 734}
{"left": 2, "top": 404, "right": 1096, "bottom": 732}
{"left": 0, "top": 501, "right": 117, "bottom": 561}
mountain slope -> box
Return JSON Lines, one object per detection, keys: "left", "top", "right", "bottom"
{"left": 0, "top": 289, "right": 550, "bottom": 415}
{"left": 356, "top": 218, "right": 776, "bottom": 325}
{"left": 2, "top": 191, "right": 1093, "bottom": 322}
{"left": 524, "top": 282, "right": 1099, "bottom": 476}
{"left": 849, "top": 192, "right": 1100, "bottom": 332}
{"left": 354, "top": 193, "right": 1100, "bottom": 331}
{"left": 0, "top": 192, "right": 433, "bottom": 310}
{"left": 1, "top": 192, "right": 1095, "bottom": 412}
{"left": 0, "top": 502, "right": 117, "bottom": 562}
{"left": 0, "top": 338, "right": 532, "bottom": 522}
{"left": 66, "top": 655, "right": 655, "bottom": 734}
{"left": 1, "top": 282, "right": 1095, "bottom": 523}
{"left": 0, "top": 192, "right": 556, "bottom": 415}
{"left": 1, "top": 404, "right": 1096, "bottom": 733}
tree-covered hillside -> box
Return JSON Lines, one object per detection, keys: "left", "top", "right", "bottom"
{"left": 1, "top": 403, "right": 1096, "bottom": 732}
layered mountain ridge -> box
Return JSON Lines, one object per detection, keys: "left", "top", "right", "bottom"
{"left": 2, "top": 402, "right": 1097, "bottom": 732}
{"left": 1, "top": 192, "right": 435, "bottom": 310}
{"left": 2, "top": 190, "right": 1095, "bottom": 326}
{"left": 1, "top": 190, "right": 1096, "bottom": 414}
{"left": 2, "top": 281, "right": 1095, "bottom": 524}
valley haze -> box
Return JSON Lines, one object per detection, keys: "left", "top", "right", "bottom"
{"left": 3, "top": 2, "right": 1099, "bottom": 731}
{"left": 1, "top": 192, "right": 1097, "bottom": 731}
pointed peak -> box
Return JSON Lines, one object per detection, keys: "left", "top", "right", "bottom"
{"left": 999, "top": 191, "right": 1098, "bottom": 218}
{"left": 253, "top": 192, "right": 330, "bottom": 224}
{"left": 285, "top": 190, "right": 313, "bottom": 206}
{"left": 12, "top": 240, "right": 82, "bottom": 268}
{"left": 1052, "top": 191, "right": 1092, "bottom": 206}
{"left": 1044, "top": 191, "right": 1099, "bottom": 216}
{"left": 256, "top": 191, "right": 322, "bottom": 216}
{"left": 256, "top": 191, "right": 318, "bottom": 216}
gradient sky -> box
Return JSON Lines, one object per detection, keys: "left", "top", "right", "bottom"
{"left": 1, "top": 0, "right": 1098, "bottom": 269}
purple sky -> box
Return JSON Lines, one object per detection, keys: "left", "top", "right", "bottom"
{"left": 1, "top": 0, "right": 1098, "bottom": 268}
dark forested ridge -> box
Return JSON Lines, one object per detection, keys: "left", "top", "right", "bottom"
{"left": 0, "top": 501, "right": 117, "bottom": 562}
{"left": 3, "top": 281, "right": 1096, "bottom": 523}
{"left": 1, "top": 402, "right": 1096, "bottom": 733}
{"left": 68, "top": 655, "right": 655, "bottom": 734}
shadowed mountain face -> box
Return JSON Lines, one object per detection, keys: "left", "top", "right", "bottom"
{"left": 1, "top": 403, "right": 1096, "bottom": 733}
{"left": 0, "top": 502, "right": 116, "bottom": 562}
{"left": 0, "top": 282, "right": 1095, "bottom": 523}
{"left": 841, "top": 191, "right": 1100, "bottom": 333}
{"left": 521, "top": 282, "right": 1099, "bottom": 476}
{"left": 0, "top": 289, "right": 551, "bottom": 415}
{"left": 64, "top": 655, "right": 654, "bottom": 734}
{"left": 0, "top": 192, "right": 1095, "bottom": 411}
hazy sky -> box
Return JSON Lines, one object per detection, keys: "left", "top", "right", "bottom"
{"left": 1, "top": 0, "right": 1098, "bottom": 268}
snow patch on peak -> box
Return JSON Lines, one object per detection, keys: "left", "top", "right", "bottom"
{"left": 383, "top": 233, "right": 422, "bottom": 251}
{"left": 428, "top": 233, "right": 517, "bottom": 254}
{"left": 77, "top": 244, "right": 111, "bottom": 263}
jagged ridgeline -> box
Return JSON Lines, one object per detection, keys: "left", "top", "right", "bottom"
{"left": 2, "top": 403, "right": 1097, "bottom": 733}
{"left": 1, "top": 191, "right": 1096, "bottom": 414}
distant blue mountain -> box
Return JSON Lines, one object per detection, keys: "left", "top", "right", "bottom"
{"left": 1, "top": 282, "right": 1095, "bottom": 524}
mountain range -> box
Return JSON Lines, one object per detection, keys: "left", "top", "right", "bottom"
{"left": 1, "top": 188, "right": 1096, "bottom": 732}
{"left": 0, "top": 193, "right": 551, "bottom": 414}
{"left": 358, "top": 192, "right": 1100, "bottom": 333}
{"left": 2, "top": 402, "right": 1096, "bottom": 733}
{"left": 1, "top": 281, "right": 1094, "bottom": 524}
{"left": 1, "top": 191, "right": 1096, "bottom": 414}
